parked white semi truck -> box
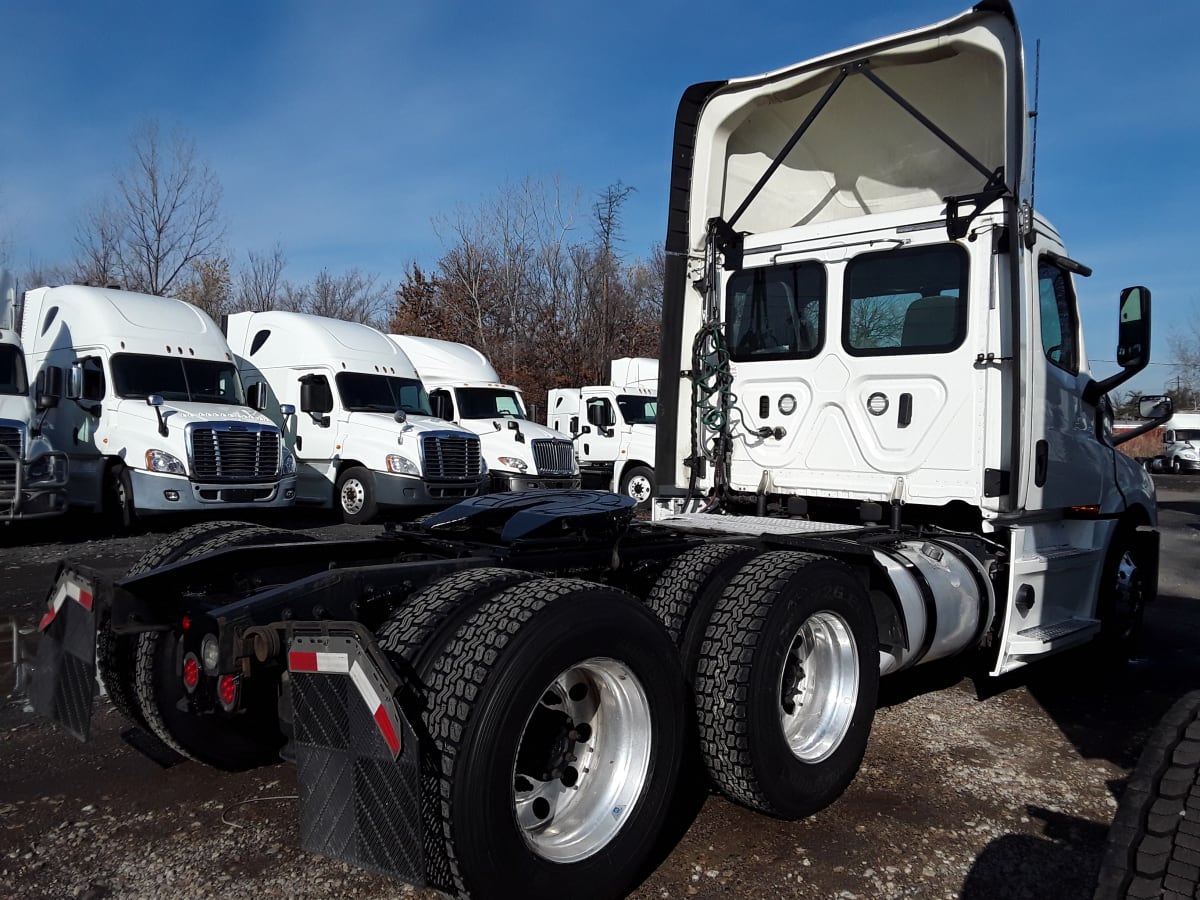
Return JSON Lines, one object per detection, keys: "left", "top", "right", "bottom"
{"left": 1160, "top": 412, "right": 1200, "bottom": 474}
{"left": 21, "top": 285, "right": 295, "bottom": 525}
{"left": 225, "top": 312, "right": 487, "bottom": 522}
{"left": 547, "top": 357, "right": 657, "bottom": 506}
{"left": 390, "top": 334, "right": 580, "bottom": 492}
{"left": 0, "top": 269, "right": 68, "bottom": 520}
{"left": 33, "top": 4, "right": 1170, "bottom": 900}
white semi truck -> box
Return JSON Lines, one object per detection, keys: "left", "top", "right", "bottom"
{"left": 21, "top": 285, "right": 295, "bottom": 525}
{"left": 225, "top": 312, "right": 487, "bottom": 522}
{"left": 547, "top": 357, "right": 657, "bottom": 506}
{"left": 32, "top": 4, "right": 1170, "bottom": 900}
{"left": 1160, "top": 412, "right": 1200, "bottom": 474}
{"left": 0, "top": 269, "right": 68, "bottom": 520}
{"left": 390, "top": 334, "right": 580, "bottom": 492}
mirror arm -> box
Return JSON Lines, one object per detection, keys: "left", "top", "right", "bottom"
{"left": 1083, "top": 357, "right": 1149, "bottom": 407}
{"left": 1114, "top": 413, "right": 1171, "bottom": 447}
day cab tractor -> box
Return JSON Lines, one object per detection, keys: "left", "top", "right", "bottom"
{"left": 30, "top": 2, "right": 1169, "bottom": 898}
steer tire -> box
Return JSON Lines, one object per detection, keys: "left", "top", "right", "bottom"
{"left": 422, "top": 577, "right": 687, "bottom": 900}
{"left": 97, "top": 520, "right": 263, "bottom": 733}
{"left": 336, "top": 466, "right": 378, "bottom": 524}
{"left": 133, "top": 525, "right": 314, "bottom": 770}
{"left": 695, "top": 550, "right": 879, "bottom": 818}
{"left": 619, "top": 465, "right": 656, "bottom": 509}
{"left": 645, "top": 542, "right": 765, "bottom": 677}
{"left": 1094, "top": 691, "right": 1200, "bottom": 899}
{"left": 1091, "top": 523, "right": 1151, "bottom": 669}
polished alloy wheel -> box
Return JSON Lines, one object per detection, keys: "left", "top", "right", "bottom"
{"left": 778, "top": 611, "right": 859, "bottom": 763}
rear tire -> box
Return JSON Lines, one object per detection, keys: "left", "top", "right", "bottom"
{"left": 695, "top": 550, "right": 879, "bottom": 818}
{"left": 422, "top": 578, "right": 687, "bottom": 900}
{"left": 1094, "top": 691, "right": 1200, "bottom": 899}
{"left": 132, "top": 525, "right": 314, "bottom": 769}
{"left": 336, "top": 466, "right": 378, "bottom": 524}
{"left": 619, "top": 465, "right": 655, "bottom": 509}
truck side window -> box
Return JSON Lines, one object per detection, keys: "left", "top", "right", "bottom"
{"left": 726, "top": 261, "right": 825, "bottom": 361}
{"left": 1037, "top": 260, "right": 1080, "bottom": 374}
{"left": 81, "top": 357, "right": 106, "bottom": 401}
{"left": 843, "top": 243, "right": 968, "bottom": 355}
{"left": 431, "top": 389, "right": 454, "bottom": 421}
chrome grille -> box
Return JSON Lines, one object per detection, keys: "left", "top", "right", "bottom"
{"left": 189, "top": 424, "right": 280, "bottom": 480}
{"left": 0, "top": 424, "right": 24, "bottom": 487}
{"left": 531, "top": 438, "right": 575, "bottom": 476}
{"left": 421, "top": 434, "right": 482, "bottom": 480}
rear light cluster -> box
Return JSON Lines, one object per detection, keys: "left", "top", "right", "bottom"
{"left": 180, "top": 634, "right": 239, "bottom": 712}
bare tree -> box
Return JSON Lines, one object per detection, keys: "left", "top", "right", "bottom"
{"left": 236, "top": 244, "right": 288, "bottom": 312}
{"left": 75, "top": 120, "right": 226, "bottom": 296}
{"left": 291, "top": 268, "right": 390, "bottom": 326}
{"left": 176, "top": 255, "right": 233, "bottom": 320}
{"left": 1168, "top": 306, "right": 1200, "bottom": 408}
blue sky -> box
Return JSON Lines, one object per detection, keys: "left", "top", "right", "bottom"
{"left": 2, "top": 0, "right": 1197, "bottom": 396}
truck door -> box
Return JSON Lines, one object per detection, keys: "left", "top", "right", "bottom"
{"left": 579, "top": 394, "right": 622, "bottom": 465}
{"left": 1018, "top": 247, "right": 1107, "bottom": 511}
{"left": 294, "top": 372, "right": 339, "bottom": 502}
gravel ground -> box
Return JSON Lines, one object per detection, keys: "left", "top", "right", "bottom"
{"left": 1, "top": 479, "right": 1198, "bottom": 899}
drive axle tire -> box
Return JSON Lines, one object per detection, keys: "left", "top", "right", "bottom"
{"left": 98, "top": 520, "right": 263, "bottom": 733}
{"left": 695, "top": 550, "right": 879, "bottom": 818}
{"left": 645, "top": 542, "right": 764, "bottom": 677}
{"left": 132, "top": 525, "right": 314, "bottom": 770}
{"left": 423, "top": 578, "right": 687, "bottom": 900}
{"left": 1094, "top": 691, "right": 1200, "bottom": 899}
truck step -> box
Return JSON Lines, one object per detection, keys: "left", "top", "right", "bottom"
{"left": 1007, "top": 617, "right": 1100, "bottom": 654}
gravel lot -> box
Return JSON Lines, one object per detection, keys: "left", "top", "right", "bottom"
{"left": 2, "top": 479, "right": 1198, "bottom": 899}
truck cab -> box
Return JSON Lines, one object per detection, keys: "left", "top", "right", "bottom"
{"left": 389, "top": 334, "right": 580, "bottom": 492}
{"left": 547, "top": 358, "right": 658, "bottom": 506}
{"left": 0, "top": 269, "right": 68, "bottom": 520}
{"left": 1161, "top": 412, "right": 1200, "bottom": 474}
{"left": 21, "top": 285, "right": 295, "bottom": 524}
{"left": 227, "top": 313, "right": 487, "bottom": 522}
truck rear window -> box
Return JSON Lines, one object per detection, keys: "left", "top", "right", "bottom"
{"left": 725, "top": 261, "right": 826, "bottom": 361}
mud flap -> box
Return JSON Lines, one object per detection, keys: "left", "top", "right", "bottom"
{"left": 287, "top": 625, "right": 425, "bottom": 886}
{"left": 30, "top": 568, "right": 100, "bottom": 741}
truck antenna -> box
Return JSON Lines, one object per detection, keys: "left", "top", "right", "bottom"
{"left": 1028, "top": 39, "right": 1041, "bottom": 214}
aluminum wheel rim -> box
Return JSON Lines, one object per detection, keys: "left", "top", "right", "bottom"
{"left": 340, "top": 479, "right": 365, "bottom": 515}
{"left": 1114, "top": 549, "right": 1144, "bottom": 639}
{"left": 512, "top": 657, "right": 652, "bottom": 863}
{"left": 626, "top": 475, "right": 651, "bottom": 502}
{"left": 778, "top": 611, "right": 859, "bottom": 763}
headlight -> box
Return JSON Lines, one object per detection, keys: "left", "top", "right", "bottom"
{"left": 146, "top": 449, "right": 187, "bottom": 475}
{"left": 386, "top": 454, "right": 420, "bottom": 476}
{"left": 282, "top": 449, "right": 296, "bottom": 475}
{"left": 496, "top": 456, "right": 528, "bottom": 473}
{"left": 26, "top": 454, "right": 66, "bottom": 484}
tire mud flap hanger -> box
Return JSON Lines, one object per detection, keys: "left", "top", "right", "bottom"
{"left": 31, "top": 565, "right": 102, "bottom": 741}
{"left": 287, "top": 623, "right": 427, "bottom": 887}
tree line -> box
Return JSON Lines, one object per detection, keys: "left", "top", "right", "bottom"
{"left": 11, "top": 120, "right": 662, "bottom": 413}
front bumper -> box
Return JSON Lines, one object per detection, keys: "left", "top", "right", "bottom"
{"left": 490, "top": 472, "right": 581, "bottom": 492}
{"left": 130, "top": 469, "right": 298, "bottom": 513}
{"left": 373, "top": 470, "right": 486, "bottom": 508}
{"left": 1173, "top": 457, "right": 1200, "bottom": 473}
{"left": 0, "top": 451, "right": 69, "bottom": 521}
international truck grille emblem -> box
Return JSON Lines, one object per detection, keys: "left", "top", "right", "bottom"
{"left": 866, "top": 393, "right": 889, "bottom": 416}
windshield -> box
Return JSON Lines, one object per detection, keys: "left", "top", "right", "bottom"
{"left": 456, "top": 387, "right": 526, "bottom": 419}
{"left": 111, "top": 353, "right": 244, "bottom": 404}
{"left": 336, "top": 372, "right": 432, "bottom": 415}
{"left": 617, "top": 395, "right": 657, "bottom": 425}
{"left": 1174, "top": 429, "right": 1200, "bottom": 442}
{"left": 0, "top": 345, "right": 28, "bottom": 396}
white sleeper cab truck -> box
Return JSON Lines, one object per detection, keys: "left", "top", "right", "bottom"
{"left": 547, "top": 357, "right": 658, "bottom": 506}
{"left": 0, "top": 269, "right": 67, "bottom": 520}
{"left": 31, "top": 5, "right": 1171, "bottom": 900}
{"left": 389, "top": 334, "right": 579, "bottom": 492}
{"left": 1161, "top": 412, "right": 1200, "bottom": 474}
{"left": 225, "top": 312, "right": 487, "bottom": 523}
{"left": 21, "top": 285, "right": 295, "bottom": 525}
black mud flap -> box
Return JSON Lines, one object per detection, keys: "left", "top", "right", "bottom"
{"left": 287, "top": 624, "right": 426, "bottom": 887}
{"left": 30, "top": 567, "right": 102, "bottom": 741}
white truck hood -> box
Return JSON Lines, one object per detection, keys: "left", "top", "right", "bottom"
{"left": 688, "top": 0, "right": 1023, "bottom": 243}
{"left": 116, "top": 399, "right": 277, "bottom": 431}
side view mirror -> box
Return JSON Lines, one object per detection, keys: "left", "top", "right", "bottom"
{"left": 65, "top": 363, "right": 83, "bottom": 401}
{"left": 35, "top": 366, "right": 63, "bottom": 410}
{"left": 1113, "top": 394, "right": 1173, "bottom": 446}
{"left": 246, "top": 381, "right": 269, "bottom": 412}
{"left": 279, "top": 403, "right": 296, "bottom": 417}
{"left": 146, "top": 394, "right": 164, "bottom": 407}
{"left": 147, "top": 394, "right": 168, "bottom": 437}
{"left": 299, "top": 375, "right": 334, "bottom": 425}
{"left": 394, "top": 409, "right": 408, "bottom": 424}
{"left": 1085, "top": 286, "right": 1151, "bottom": 405}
